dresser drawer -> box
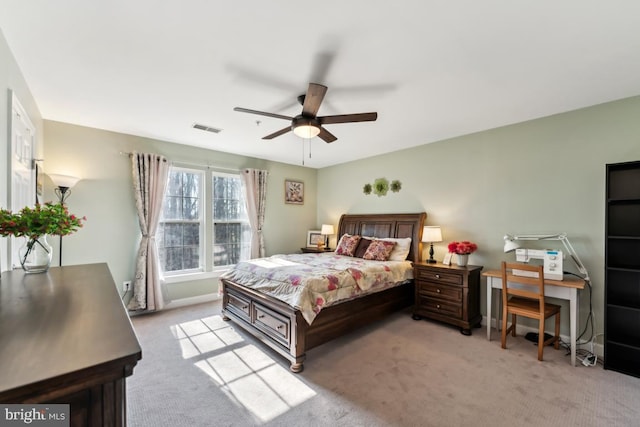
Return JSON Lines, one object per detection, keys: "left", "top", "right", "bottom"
{"left": 254, "top": 303, "right": 290, "bottom": 345}
{"left": 417, "top": 282, "right": 462, "bottom": 303}
{"left": 415, "top": 269, "right": 462, "bottom": 286}
{"left": 416, "top": 294, "right": 462, "bottom": 319}
{"left": 226, "top": 289, "right": 251, "bottom": 321}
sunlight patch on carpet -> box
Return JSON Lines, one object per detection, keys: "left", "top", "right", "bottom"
{"left": 171, "top": 315, "right": 245, "bottom": 359}
{"left": 195, "top": 344, "right": 316, "bottom": 423}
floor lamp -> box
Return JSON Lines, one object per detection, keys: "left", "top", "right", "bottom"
{"left": 48, "top": 174, "right": 81, "bottom": 266}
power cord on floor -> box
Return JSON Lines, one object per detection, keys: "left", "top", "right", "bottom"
{"left": 560, "top": 272, "right": 602, "bottom": 367}
{"left": 564, "top": 272, "right": 595, "bottom": 344}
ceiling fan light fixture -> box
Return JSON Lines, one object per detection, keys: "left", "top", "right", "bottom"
{"left": 292, "top": 116, "right": 320, "bottom": 139}
{"left": 293, "top": 124, "right": 320, "bottom": 138}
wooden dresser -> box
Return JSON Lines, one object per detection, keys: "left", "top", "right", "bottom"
{"left": 0, "top": 263, "right": 142, "bottom": 426}
{"left": 412, "top": 262, "right": 483, "bottom": 335}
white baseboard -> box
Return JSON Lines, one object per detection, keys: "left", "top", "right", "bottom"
{"left": 481, "top": 315, "right": 604, "bottom": 359}
{"left": 165, "top": 293, "right": 221, "bottom": 310}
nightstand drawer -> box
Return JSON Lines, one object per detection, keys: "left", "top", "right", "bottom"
{"left": 254, "top": 303, "right": 290, "bottom": 345}
{"left": 417, "top": 282, "right": 462, "bottom": 303}
{"left": 416, "top": 294, "right": 462, "bottom": 318}
{"left": 415, "top": 269, "right": 462, "bottom": 286}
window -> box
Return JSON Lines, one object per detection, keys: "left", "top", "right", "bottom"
{"left": 158, "top": 167, "right": 250, "bottom": 276}
{"left": 213, "top": 175, "right": 251, "bottom": 266}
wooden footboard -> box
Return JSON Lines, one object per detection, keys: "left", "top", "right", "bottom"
{"left": 221, "top": 277, "right": 414, "bottom": 372}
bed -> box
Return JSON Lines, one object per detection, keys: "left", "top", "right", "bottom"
{"left": 220, "top": 212, "right": 426, "bottom": 372}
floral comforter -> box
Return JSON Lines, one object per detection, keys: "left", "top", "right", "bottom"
{"left": 221, "top": 252, "right": 414, "bottom": 325}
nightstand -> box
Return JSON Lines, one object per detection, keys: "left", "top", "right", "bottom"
{"left": 412, "top": 262, "right": 483, "bottom": 335}
{"left": 300, "top": 247, "right": 333, "bottom": 253}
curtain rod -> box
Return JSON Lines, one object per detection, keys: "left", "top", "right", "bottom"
{"left": 119, "top": 151, "right": 240, "bottom": 173}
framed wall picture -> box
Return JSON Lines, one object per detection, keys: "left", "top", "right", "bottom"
{"left": 285, "top": 179, "right": 304, "bottom": 204}
{"left": 307, "top": 230, "right": 323, "bottom": 248}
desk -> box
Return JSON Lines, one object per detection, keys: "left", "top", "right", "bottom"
{"left": 483, "top": 270, "right": 585, "bottom": 366}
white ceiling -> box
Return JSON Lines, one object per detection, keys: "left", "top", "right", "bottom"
{"left": 2, "top": 1, "right": 640, "bottom": 168}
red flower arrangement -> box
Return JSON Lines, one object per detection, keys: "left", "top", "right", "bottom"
{"left": 447, "top": 241, "right": 478, "bottom": 255}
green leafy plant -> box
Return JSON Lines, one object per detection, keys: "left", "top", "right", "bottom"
{"left": 0, "top": 202, "right": 85, "bottom": 239}
{"left": 1, "top": 202, "right": 86, "bottom": 268}
{"left": 363, "top": 183, "right": 372, "bottom": 195}
{"left": 390, "top": 180, "right": 402, "bottom": 192}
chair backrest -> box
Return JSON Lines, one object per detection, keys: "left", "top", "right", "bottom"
{"left": 500, "top": 261, "right": 546, "bottom": 306}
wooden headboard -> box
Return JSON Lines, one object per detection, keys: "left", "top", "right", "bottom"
{"left": 336, "top": 212, "right": 427, "bottom": 263}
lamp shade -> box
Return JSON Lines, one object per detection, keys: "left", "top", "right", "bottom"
{"left": 48, "top": 174, "right": 80, "bottom": 189}
{"left": 503, "top": 235, "right": 521, "bottom": 253}
{"left": 422, "top": 226, "right": 443, "bottom": 243}
{"left": 293, "top": 124, "right": 320, "bottom": 138}
{"left": 321, "top": 224, "right": 335, "bottom": 235}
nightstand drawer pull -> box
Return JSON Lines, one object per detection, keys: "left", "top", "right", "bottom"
{"left": 437, "top": 304, "right": 441, "bottom": 309}
{"left": 436, "top": 288, "right": 441, "bottom": 293}
{"left": 415, "top": 268, "right": 462, "bottom": 285}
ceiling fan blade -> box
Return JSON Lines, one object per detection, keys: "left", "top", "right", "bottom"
{"left": 233, "top": 107, "right": 292, "bottom": 121}
{"left": 318, "top": 126, "right": 337, "bottom": 143}
{"left": 301, "top": 83, "right": 327, "bottom": 117}
{"left": 319, "top": 112, "right": 378, "bottom": 125}
{"left": 262, "top": 126, "right": 292, "bottom": 140}
{"left": 309, "top": 50, "right": 337, "bottom": 84}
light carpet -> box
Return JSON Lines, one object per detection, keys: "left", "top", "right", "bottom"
{"left": 128, "top": 301, "right": 640, "bottom": 426}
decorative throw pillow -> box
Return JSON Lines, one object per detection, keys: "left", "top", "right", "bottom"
{"left": 335, "top": 234, "right": 361, "bottom": 257}
{"left": 362, "top": 239, "right": 396, "bottom": 261}
{"left": 354, "top": 237, "right": 373, "bottom": 258}
{"left": 377, "top": 237, "right": 412, "bottom": 261}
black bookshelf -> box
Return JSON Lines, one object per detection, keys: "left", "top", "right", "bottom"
{"left": 605, "top": 160, "right": 640, "bottom": 378}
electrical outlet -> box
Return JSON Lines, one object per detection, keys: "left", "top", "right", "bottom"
{"left": 123, "top": 281, "right": 131, "bottom": 293}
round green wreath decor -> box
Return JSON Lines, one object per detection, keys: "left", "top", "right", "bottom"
{"left": 373, "top": 178, "right": 389, "bottom": 197}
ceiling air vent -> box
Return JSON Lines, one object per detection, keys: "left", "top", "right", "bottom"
{"left": 192, "top": 123, "right": 222, "bottom": 134}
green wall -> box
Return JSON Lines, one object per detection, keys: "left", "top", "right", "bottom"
{"left": 43, "top": 120, "right": 318, "bottom": 302}
{"left": 317, "top": 95, "right": 640, "bottom": 338}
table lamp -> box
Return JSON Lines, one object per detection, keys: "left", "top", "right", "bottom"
{"left": 422, "top": 226, "right": 443, "bottom": 264}
{"left": 320, "top": 224, "right": 334, "bottom": 250}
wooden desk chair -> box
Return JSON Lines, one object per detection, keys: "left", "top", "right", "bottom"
{"left": 500, "top": 261, "right": 561, "bottom": 361}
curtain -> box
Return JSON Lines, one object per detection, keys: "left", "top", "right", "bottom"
{"left": 242, "top": 169, "right": 268, "bottom": 258}
{"left": 128, "top": 152, "right": 170, "bottom": 311}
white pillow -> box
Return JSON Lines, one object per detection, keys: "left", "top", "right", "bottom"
{"left": 377, "top": 237, "right": 412, "bottom": 261}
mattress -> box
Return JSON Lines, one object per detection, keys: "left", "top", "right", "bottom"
{"left": 221, "top": 252, "right": 414, "bottom": 324}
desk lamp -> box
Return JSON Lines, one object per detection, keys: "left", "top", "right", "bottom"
{"left": 422, "top": 226, "right": 443, "bottom": 264}
{"left": 503, "top": 233, "right": 590, "bottom": 282}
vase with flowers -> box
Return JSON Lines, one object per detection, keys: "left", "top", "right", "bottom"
{"left": 0, "top": 202, "right": 86, "bottom": 273}
{"left": 447, "top": 241, "right": 478, "bottom": 267}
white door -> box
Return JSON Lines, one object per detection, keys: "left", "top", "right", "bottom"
{"left": 9, "top": 92, "right": 36, "bottom": 269}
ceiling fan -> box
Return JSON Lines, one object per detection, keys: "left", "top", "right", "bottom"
{"left": 234, "top": 83, "right": 377, "bottom": 143}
